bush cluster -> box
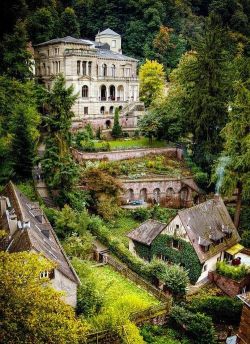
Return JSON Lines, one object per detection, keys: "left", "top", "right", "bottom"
{"left": 170, "top": 306, "right": 216, "bottom": 344}
{"left": 188, "top": 295, "right": 243, "bottom": 325}
{"left": 216, "top": 261, "right": 249, "bottom": 280}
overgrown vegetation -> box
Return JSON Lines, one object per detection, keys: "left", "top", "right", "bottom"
{"left": 216, "top": 261, "right": 249, "bottom": 280}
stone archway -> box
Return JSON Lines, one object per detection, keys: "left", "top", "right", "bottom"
{"left": 180, "top": 187, "right": 188, "bottom": 207}
{"left": 140, "top": 188, "right": 147, "bottom": 202}
{"left": 100, "top": 106, "right": 105, "bottom": 115}
{"left": 105, "top": 120, "right": 111, "bottom": 129}
{"left": 153, "top": 188, "right": 160, "bottom": 204}
{"left": 166, "top": 187, "right": 174, "bottom": 198}
{"left": 126, "top": 188, "right": 134, "bottom": 202}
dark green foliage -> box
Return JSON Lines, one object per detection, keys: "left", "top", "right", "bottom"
{"left": 150, "top": 234, "right": 202, "bottom": 283}
{"left": 242, "top": 230, "right": 250, "bottom": 248}
{"left": 216, "top": 261, "right": 249, "bottom": 280}
{"left": 60, "top": 7, "right": 80, "bottom": 38}
{"left": 77, "top": 281, "right": 103, "bottom": 317}
{"left": 111, "top": 108, "right": 122, "bottom": 139}
{"left": 0, "top": 21, "right": 32, "bottom": 81}
{"left": 131, "top": 206, "right": 177, "bottom": 223}
{"left": 170, "top": 306, "right": 216, "bottom": 344}
{"left": 188, "top": 296, "right": 243, "bottom": 325}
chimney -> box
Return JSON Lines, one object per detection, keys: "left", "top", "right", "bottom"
{"left": 0, "top": 197, "right": 10, "bottom": 216}
{"left": 22, "top": 219, "right": 30, "bottom": 229}
{"left": 7, "top": 211, "right": 18, "bottom": 236}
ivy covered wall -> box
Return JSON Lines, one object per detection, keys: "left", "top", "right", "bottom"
{"left": 134, "top": 234, "right": 202, "bottom": 284}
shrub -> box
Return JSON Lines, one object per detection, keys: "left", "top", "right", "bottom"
{"left": 241, "top": 230, "right": 250, "bottom": 248}
{"left": 63, "top": 232, "right": 94, "bottom": 260}
{"left": 77, "top": 281, "right": 103, "bottom": 317}
{"left": 216, "top": 261, "right": 249, "bottom": 280}
{"left": 80, "top": 140, "right": 96, "bottom": 152}
{"left": 188, "top": 296, "right": 243, "bottom": 325}
{"left": 170, "top": 306, "right": 216, "bottom": 344}
{"left": 17, "top": 181, "right": 37, "bottom": 201}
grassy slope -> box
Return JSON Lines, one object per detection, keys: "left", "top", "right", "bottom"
{"left": 108, "top": 214, "right": 141, "bottom": 246}
{"left": 95, "top": 137, "right": 166, "bottom": 150}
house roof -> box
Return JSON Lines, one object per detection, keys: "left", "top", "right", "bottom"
{"left": 127, "top": 219, "right": 167, "bottom": 246}
{"left": 0, "top": 182, "right": 80, "bottom": 284}
{"left": 178, "top": 197, "right": 241, "bottom": 263}
{"left": 35, "top": 36, "right": 94, "bottom": 47}
{"left": 96, "top": 49, "right": 137, "bottom": 61}
{"left": 237, "top": 292, "right": 250, "bottom": 307}
{"left": 98, "top": 28, "right": 120, "bottom": 36}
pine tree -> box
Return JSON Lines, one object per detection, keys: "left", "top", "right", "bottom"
{"left": 111, "top": 108, "right": 122, "bottom": 138}
{"left": 0, "top": 20, "right": 32, "bottom": 81}
{"left": 11, "top": 103, "right": 40, "bottom": 180}
{"left": 219, "top": 57, "right": 250, "bottom": 227}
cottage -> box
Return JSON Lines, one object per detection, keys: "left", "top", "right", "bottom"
{"left": 127, "top": 197, "right": 241, "bottom": 284}
{"left": 0, "top": 182, "right": 80, "bottom": 307}
{"left": 34, "top": 28, "right": 144, "bottom": 130}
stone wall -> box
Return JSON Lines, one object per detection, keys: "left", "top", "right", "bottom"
{"left": 237, "top": 304, "right": 250, "bottom": 344}
{"left": 208, "top": 271, "right": 250, "bottom": 297}
{"left": 51, "top": 269, "right": 77, "bottom": 307}
{"left": 121, "top": 177, "right": 197, "bottom": 208}
{"left": 72, "top": 147, "right": 183, "bottom": 162}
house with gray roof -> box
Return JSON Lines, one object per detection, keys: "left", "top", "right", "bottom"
{"left": 0, "top": 182, "right": 80, "bottom": 307}
{"left": 127, "top": 196, "right": 242, "bottom": 284}
{"left": 34, "top": 28, "right": 144, "bottom": 132}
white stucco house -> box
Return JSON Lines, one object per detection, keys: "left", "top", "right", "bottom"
{"left": 34, "top": 28, "right": 144, "bottom": 131}
{"left": 127, "top": 197, "right": 242, "bottom": 284}
{"left": 0, "top": 182, "right": 80, "bottom": 307}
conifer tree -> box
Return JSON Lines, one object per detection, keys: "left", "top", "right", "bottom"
{"left": 111, "top": 108, "right": 122, "bottom": 138}
{"left": 60, "top": 7, "right": 80, "bottom": 38}
{"left": 219, "top": 57, "right": 250, "bottom": 227}
{"left": 0, "top": 21, "right": 32, "bottom": 81}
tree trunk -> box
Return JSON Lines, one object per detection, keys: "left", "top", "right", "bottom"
{"left": 234, "top": 182, "right": 242, "bottom": 229}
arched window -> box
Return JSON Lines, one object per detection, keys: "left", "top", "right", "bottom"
{"left": 140, "top": 188, "right": 147, "bottom": 202}
{"left": 166, "top": 187, "right": 174, "bottom": 197}
{"left": 111, "top": 64, "right": 116, "bottom": 77}
{"left": 100, "top": 106, "right": 105, "bottom": 115}
{"left": 117, "top": 85, "right": 124, "bottom": 101}
{"left": 100, "top": 85, "right": 107, "bottom": 101}
{"left": 102, "top": 64, "right": 107, "bottom": 77}
{"left": 109, "top": 106, "right": 114, "bottom": 114}
{"left": 109, "top": 85, "right": 115, "bottom": 100}
{"left": 82, "top": 85, "right": 88, "bottom": 98}
{"left": 153, "top": 188, "right": 160, "bottom": 204}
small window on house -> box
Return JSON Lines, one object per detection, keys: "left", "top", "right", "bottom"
{"left": 172, "top": 239, "right": 179, "bottom": 249}
{"left": 111, "top": 40, "right": 116, "bottom": 48}
{"left": 176, "top": 224, "right": 179, "bottom": 229}
{"left": 203, "top": 264, "right": 207, "bottom": 272}
{"left": 40, "top": 270, "right": 49, "bottom": 279}
{"left": 84, "top": 107, "right": 88, "bottom": 115}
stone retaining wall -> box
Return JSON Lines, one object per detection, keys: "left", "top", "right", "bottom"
{"left": 208, "top": 271, "right": 250, "bottom": 297}
{"left": 72, "top": 147, "right": 183, "bottom": 162}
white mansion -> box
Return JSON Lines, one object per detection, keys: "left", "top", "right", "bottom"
{"left": 34, "top": 28, "right": 144, "bottom": 130}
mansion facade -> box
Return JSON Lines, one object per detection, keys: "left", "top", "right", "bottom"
{"left": 34, "top": 28, "right": 144, "bottom": 130}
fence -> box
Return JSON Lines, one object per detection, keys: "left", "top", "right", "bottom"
{"left": 105, "top": 254, "right": 171, "bottom": 303}
{"left": 130, "top": 302, "right": 171, "bottom": 324}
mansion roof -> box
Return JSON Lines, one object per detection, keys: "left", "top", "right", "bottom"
{"left": 0, "top": 182, "right": 80, "bottom": 284}
{"left": 98, "top": 28, "right": 120, "bottom": 36}
{"left": 36, "top": 36, "right": 94, "bottom": 47}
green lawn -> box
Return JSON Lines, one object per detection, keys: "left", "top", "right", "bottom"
{"left": 108, "top": 213, "right": 140, "bottom": 246}
{"left": 73, "top": 259, "right": 159, "bottom": 315}
{"left": 95, "top": 137, "right": 166, "bottom": 150}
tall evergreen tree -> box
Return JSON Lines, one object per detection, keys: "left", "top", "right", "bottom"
{"left": 60, "top": 7, "right": 80, "bottom": 38}
{"left": 0, "top": 21, "right": 32, "bottom": 81}
{"left": 111, "top": 108, "right": 122, "bottom": 138}
{"left": 218, "top": 56, "right": 250, "bottom": 228}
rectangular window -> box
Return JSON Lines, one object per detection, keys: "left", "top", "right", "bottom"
{"left": 203, "top": 264, "right": 207, "bottom": 272}
{"left": 88, "top": 62, "right": 92, "bottom": 76}
{"left": 111, "top": 40, "right": 116, "bottom": 48}
{"left": 77, "top": 61, "right": 81, "bottom": 75}
{"left": 82, "top": 61, "right": 87, "bottom": 75}
{"left": 84, "top": 107, "right": 88, "bottom": 115}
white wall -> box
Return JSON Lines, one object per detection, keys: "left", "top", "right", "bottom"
{"left": 161, "top": 215, "right": 188, "bottom": 241}
{"left": 197, "top": 251, "right": 224, "bottom": 283}
{"left": 51, "top": 269, "right": 77, "bottom": 307}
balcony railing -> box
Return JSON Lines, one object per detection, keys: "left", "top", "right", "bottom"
{"left": 97, "top": 75, "right": 138, "bottom": 81}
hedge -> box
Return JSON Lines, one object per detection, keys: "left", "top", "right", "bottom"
{"left": 188, "top": 296, "right": 243, "bottom": 325}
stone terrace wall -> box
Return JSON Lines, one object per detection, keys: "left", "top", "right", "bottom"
{"left": 208, "top": 271, "right": 250, "bottom": 297}
{"left": 72, "top": 147, "right": 183, "bottom": 162}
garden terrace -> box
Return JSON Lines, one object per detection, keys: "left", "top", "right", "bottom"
{"left": 73, "top": 260, "right": 159, "bottom": 317}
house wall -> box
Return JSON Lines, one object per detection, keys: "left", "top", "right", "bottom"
{"left": 129, "top": 238, "right": 137, "bottom": 256}
{"left": 197, "top": 253, "right": 223, "bottom": 283}
{"left": 161, "top": 215, "right": 188, "bottom": 240}
{"left": 237, "top": 304, "right": 250, "bottom": 344}
{"left": 51, "top": 269, "right": 77, "bottom": 307}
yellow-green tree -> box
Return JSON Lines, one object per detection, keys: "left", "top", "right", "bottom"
{"left": 0, "top": 251, "right": 87, "bottom": 344}
{"left": 139, "top": 59, "right": 165, "bottom": 107}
